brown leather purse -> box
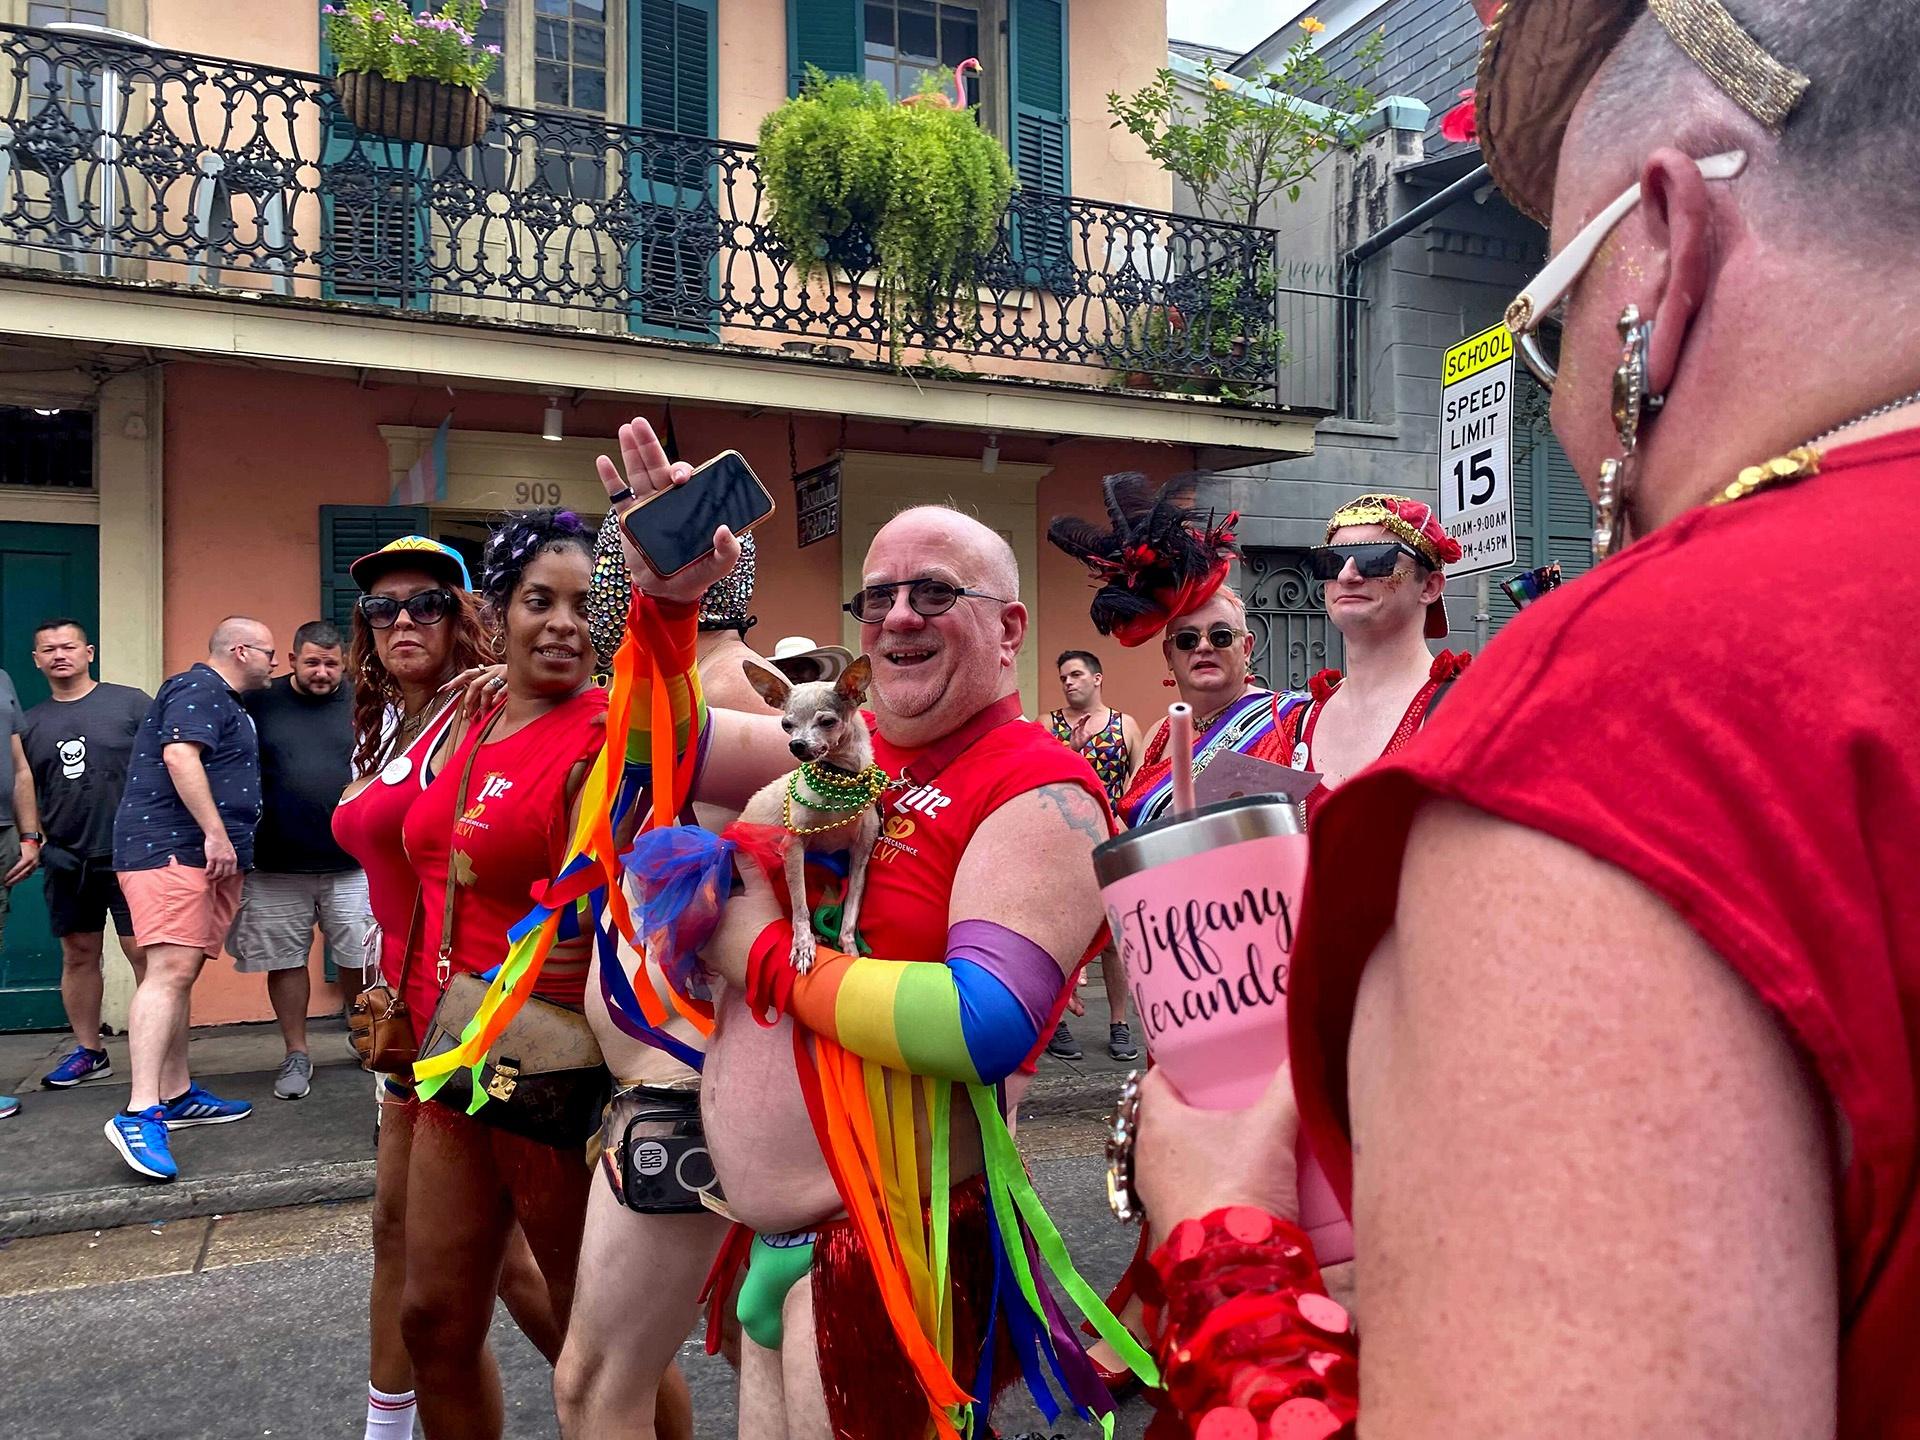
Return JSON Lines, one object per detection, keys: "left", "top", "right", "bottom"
{"left": 348, "top": 901, "right": 420, "bottom": 1073}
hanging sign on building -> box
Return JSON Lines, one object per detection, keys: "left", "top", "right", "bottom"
{"left": 795, "top": 458, "right": 842, "bottom": 549}
{"left": 1438, "top": 322, "right": 1515, "bottom": 575}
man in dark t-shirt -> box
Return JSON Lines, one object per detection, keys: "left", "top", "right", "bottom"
{"left": 231, "top": 620, "right": 365, "bottom": 1101}
{"left": 21, "top": 619, "right": 151, "bottom": 1090}
{"left": 106, "top": 616, "right": 273, "bottom": 1181}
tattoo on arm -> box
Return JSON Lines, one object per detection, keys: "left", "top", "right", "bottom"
{"left": 1035, "top": 782, "right": 1108, "bottom": 848}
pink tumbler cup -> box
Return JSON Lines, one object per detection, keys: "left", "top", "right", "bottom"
{"left": 1091, "top": 795, "right": 1350, "bottom": 1264}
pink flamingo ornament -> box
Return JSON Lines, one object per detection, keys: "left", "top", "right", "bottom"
{"left": 901, "top": 57, "right": 982, "bottom": 110}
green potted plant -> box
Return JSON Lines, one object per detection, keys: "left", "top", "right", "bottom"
{"left": 325, "top": 0, "right": 501, "bottom": 149}
{"left": 758, "top": 69, "right": 1014, "bottom": 359}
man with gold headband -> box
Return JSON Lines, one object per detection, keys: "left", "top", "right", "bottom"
{"left": 1109, "top": 0, "right": 1920, "bottom": 1434}
{"left": 1278, "top": 493, "right": 1471, "bottom": 821}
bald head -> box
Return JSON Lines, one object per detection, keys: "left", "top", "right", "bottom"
{"left": 858, "top": 504, "right": 1026, "bottom": 749}
{"left": 209, "top": 615, "right": 269, "bottom": 653}
{"left": 874, "top": 507, "right": 1018, "bottom": 599}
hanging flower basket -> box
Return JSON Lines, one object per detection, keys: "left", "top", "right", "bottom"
{"left": 323, "top": 0, "right": 500, "bottom": 148}
{"left": 334, "top": 70, "right": 492, "bottom": 148}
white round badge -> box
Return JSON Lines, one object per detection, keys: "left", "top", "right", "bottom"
{"left": 1290, "top": 741, "right": 1310, "bottom": 770}
{"left": 380, "top": 755, "right": 414, "bottom": 786}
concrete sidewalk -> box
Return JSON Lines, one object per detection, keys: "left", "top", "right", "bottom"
{"left": 0, "top": 962, "right": 1138, "bottom": 1240}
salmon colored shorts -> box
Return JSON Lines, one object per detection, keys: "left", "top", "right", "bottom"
{"left": 118, "top": 857, "right": 245, "bottom": 956}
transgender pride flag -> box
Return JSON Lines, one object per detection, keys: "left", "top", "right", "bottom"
{"left": 391, "top": 413, "right": 451, "bottom": 506}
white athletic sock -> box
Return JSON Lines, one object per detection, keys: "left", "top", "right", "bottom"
{"left": 365, "top": 1384, "right": 416, "bottom": 1439}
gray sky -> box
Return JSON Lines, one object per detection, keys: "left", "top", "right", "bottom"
{"left": 1168, "top": 0, "right": 1289, "bottom": 53}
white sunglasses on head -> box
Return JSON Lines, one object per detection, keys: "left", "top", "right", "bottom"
{"left": 1503, "top": 150, "right": 1746, "bottom": 389}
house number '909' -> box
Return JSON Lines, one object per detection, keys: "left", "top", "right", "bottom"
{"left": 514, "top": 482, "right": 562, "bottom": 505}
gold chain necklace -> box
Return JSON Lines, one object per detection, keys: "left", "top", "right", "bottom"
{"left": 1711, "top": 387, "right": 1920, "bottom": 508}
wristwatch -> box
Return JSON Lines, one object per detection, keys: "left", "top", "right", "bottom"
{"left": 19, "top": 832, "right": 41, "bottom": 844}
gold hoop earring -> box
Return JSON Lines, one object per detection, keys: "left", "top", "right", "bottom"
{"left": 490, "top": 631, "right": 506, "bottom": 659}
{"left": 1594, "top": 303, "right": 1663, "bottom": 562}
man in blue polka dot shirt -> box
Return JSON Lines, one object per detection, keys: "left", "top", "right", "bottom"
{"left": 104, "top": 617, "right": 274, "bottom": 1180}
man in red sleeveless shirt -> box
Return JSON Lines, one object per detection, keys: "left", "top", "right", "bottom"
{"left": 1125, "top": 0, "right": 1920, "bottom": 1436}
{"left": 595, "top": 430, "right": 1119, "bottom": 1438}
{"left": 1281, "top": 494, "right": 1471, "bottom": 823}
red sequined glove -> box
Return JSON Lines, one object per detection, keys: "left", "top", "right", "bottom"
{"left": 1139, "top": 1206, "right": 1358, "bottom": 1440}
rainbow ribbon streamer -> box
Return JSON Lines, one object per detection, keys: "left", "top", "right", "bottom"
{"left": 414, "top": 592, "right": 714, "bottom": 1104}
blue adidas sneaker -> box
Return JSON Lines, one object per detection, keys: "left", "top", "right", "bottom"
{"left": 105, "top": 1107, "right": 177, "bottom": 1180}
{"left": 0, "top": 1094, "right": 19, "bottom": 1120}
{"left": 159, "top": 1083, "right": 252, "bottom": 1129}
{"left": 43, "top": 1045, "right": 113, "bottom": 1088}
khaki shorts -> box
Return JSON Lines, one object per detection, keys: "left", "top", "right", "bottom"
{"left": 118, "top": 857, "right": 245, "bottom": 957}
{"left": 228, "top": 869, "right": 372, "bottom": 974}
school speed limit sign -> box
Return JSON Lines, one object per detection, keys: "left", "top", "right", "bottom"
{"left": 1438, "top": 322, "right": 1515, "bottom": 575}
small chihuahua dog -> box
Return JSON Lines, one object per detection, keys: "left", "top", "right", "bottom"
{"left": 739, "top": 655, "right": 881, "bottom": 973}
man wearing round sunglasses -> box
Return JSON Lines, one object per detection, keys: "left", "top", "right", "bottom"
{"left": 1277, "top": 493, "right": 1470, "bottom": 819}
{"left": 1125, "top": 0, "right": 1920, "bottom": 1433}
{"left": 594, "top": 420, "right": 1137, "bottom": 1438}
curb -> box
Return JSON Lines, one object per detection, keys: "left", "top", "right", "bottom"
{"left": 0, "top": 1075, "right": 1126, "bottom": 1240}
{"left": 0, "top": 1158, "right": 377, "bottom": 1241}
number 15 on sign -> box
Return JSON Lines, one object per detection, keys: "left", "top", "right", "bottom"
{"left": 1438, "top": 322, "right": 1515, "bottom": 576}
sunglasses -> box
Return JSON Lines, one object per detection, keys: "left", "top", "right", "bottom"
{"left": 1169, "top": 625, "right": 1243, "bottom": 653}
{"left": 843, "top": 578, "right": 1012, "bottom": 624}
{"left": 1307, "top": 541, "right": 1426, "bottom": 581}
{"left": 359, "top": 588, "right": 456, "bottom": 630}
{"left": 1504, "top": 150, "right": 1746, "bottom": 389}
{"left": 1501, "top": 562, "right": 1564, "bottom": 610}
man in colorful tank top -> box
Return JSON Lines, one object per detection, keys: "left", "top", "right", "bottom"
{"left": 1044, "top": 649, "right": 1142, "bottom": 1061}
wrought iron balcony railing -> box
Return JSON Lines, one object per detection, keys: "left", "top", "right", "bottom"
{"left": 0, "top": 23, "right": 1344, "bottom": 410}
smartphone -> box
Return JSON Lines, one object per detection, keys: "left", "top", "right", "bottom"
{"left": 620, "top": 450, "right": 776, "bottom": 578}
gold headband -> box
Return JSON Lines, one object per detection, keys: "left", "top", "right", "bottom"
{"left": 1325, "top": 496, "right": 1449, "bottom": 568}
{"left": 1647, "top": 0, "right": 1809, "bottom": 132}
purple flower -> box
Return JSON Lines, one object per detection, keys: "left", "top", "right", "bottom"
{"left": 370, "top": 7, "right": 385, "bottom": 19}
{"left": 485, "top": 42, "right": 501, "bottom": 53}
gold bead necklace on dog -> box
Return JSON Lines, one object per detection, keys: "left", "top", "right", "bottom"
{"left": 783, "top": 760, "right": 894, "bottom": 836}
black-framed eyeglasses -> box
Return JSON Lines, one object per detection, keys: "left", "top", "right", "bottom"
{"left": 1307, "top": 541, "right": 1427, "bottom": 581}
{"left": 358, "top": 589, "right": 456, "bottom": 630}
{"left": 843, "top": 578, "right": 1012, "bottom": 624}
{"left": 1169, "top": 624, "right": 1243, "bottom": 653}
{"left": 237, "top": 643, "right": 277, "bottom": 666}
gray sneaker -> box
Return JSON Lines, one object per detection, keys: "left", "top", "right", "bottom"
{"left": 274, "top": 1052, "right": 313, "bottom": 1100}
{"left": 1107, "top": 1022, "right": 1140, "bottom": 1062}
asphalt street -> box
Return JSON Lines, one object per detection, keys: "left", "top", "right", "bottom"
{"left": 0, "top": 1109, "right": 1151, "bottom": 1440}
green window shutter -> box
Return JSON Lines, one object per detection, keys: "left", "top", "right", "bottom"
{"left": 1009, "top": 0, "right": 1071, "bottom": 195}
{"left": 636, "top": 0, "right": 716, "bottom": 140}
{"left": 317, "top": 2, "right": 429, "bottom": 308}
{"left": 1008, "top": 0, "right": 1071, "bottom": 284}
{"left": 320, "top": 505, "right": 430, "bottom": 632}
{"left": 786, "top": 0, "right": 859, "bottom": 96}
{"left": 629, "top": 0, "right": 718, "bottom": 338}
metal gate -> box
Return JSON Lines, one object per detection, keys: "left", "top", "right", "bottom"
{"left": 1241, "top": 548, "right": 1342, "bottom": 694}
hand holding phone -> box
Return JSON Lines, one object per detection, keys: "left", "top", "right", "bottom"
{"left": 595, "top": 417, "right": 746, "bottom": 604}
{"left": 620, "top": 451, "right": 775, "bottom": 581}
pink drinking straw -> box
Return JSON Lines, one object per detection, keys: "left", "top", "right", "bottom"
{"left": 1167, "top": 702, "right": 1196, "bottom": 817}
